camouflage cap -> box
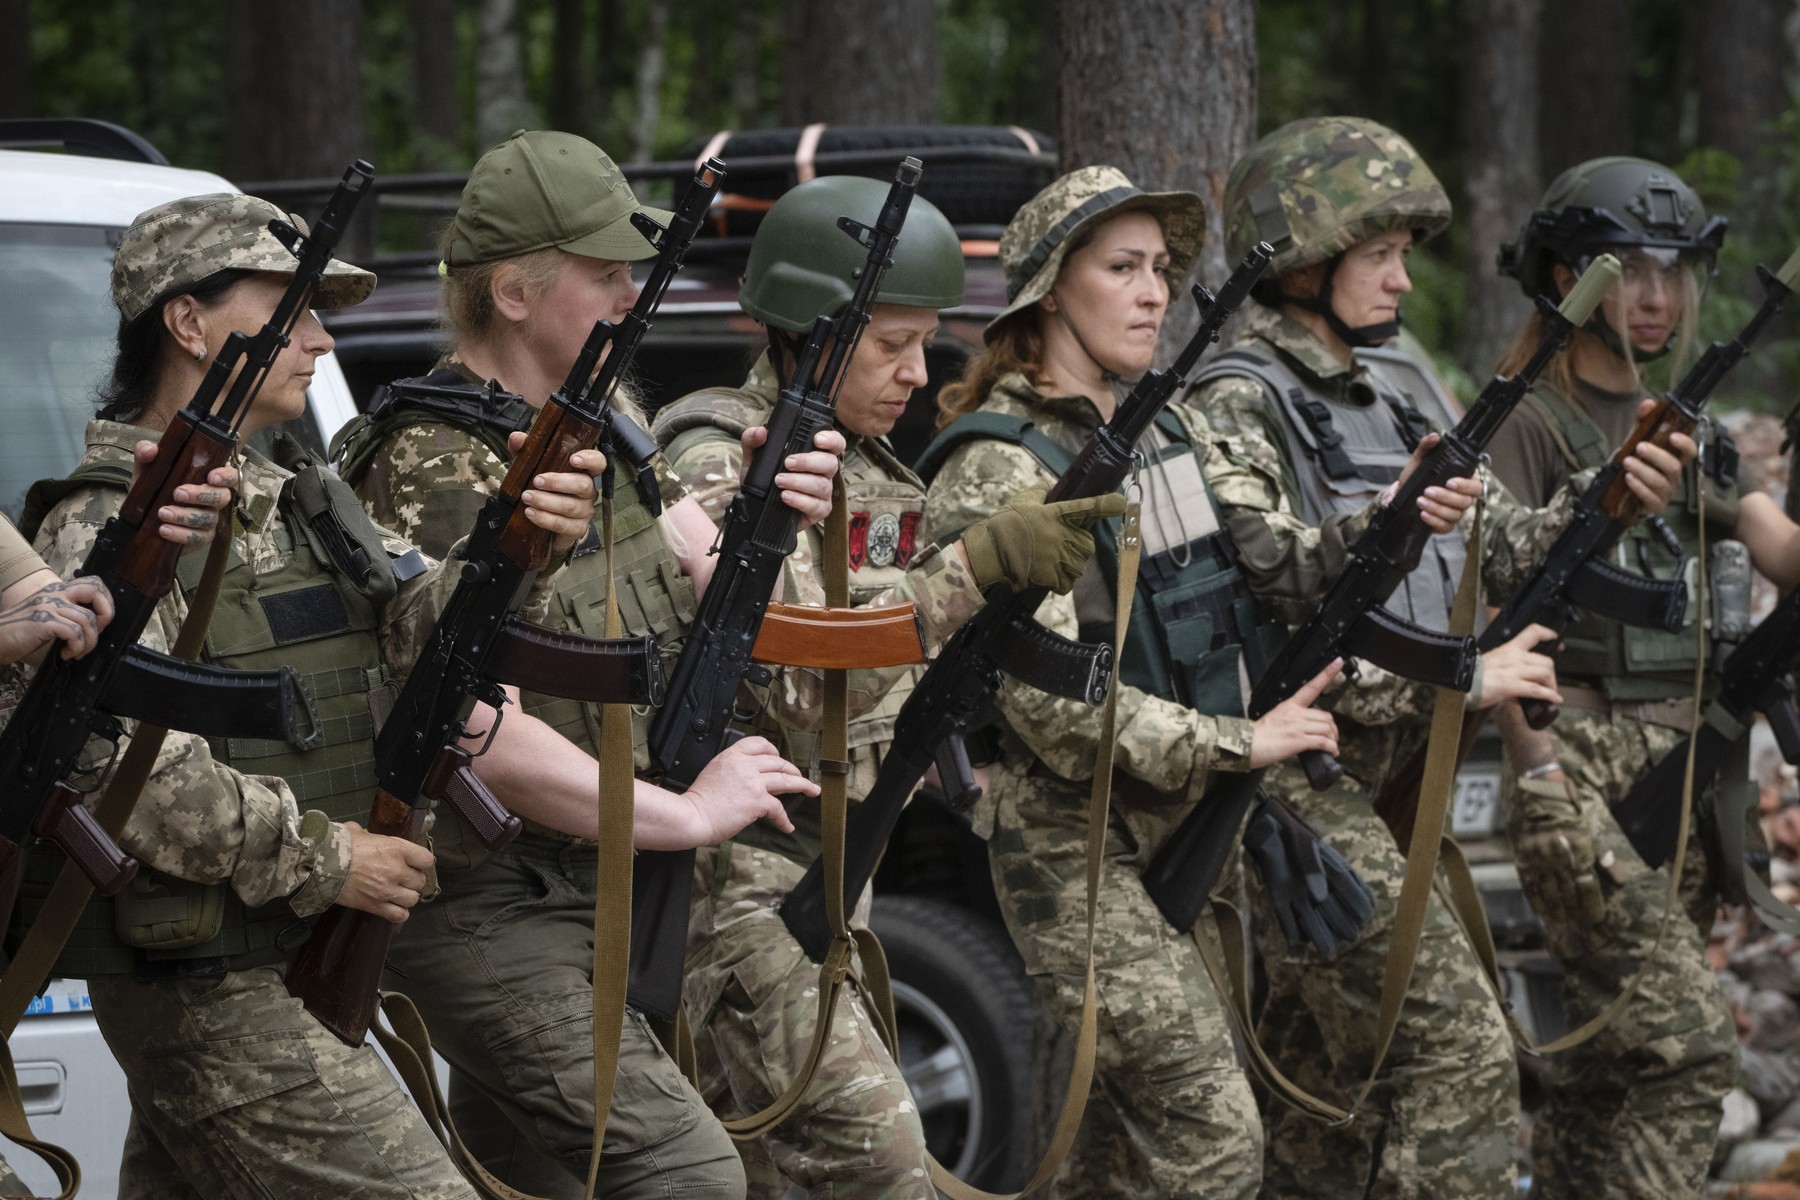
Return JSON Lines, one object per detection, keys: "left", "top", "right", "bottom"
{"left": 989, "top": 165, "right": 1206, "bottom": 341}
{"left": 112, "top": 192, "right": 376, "bottom": 323}
{"left": 447, "top": 129, "right": 673, "bottom": 267}
{"left": 1225, "top": 116, "right": 1451, "bottom": 276}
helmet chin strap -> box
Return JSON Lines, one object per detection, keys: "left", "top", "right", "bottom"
{"left": 1281, "top": 254, "right": 1399, "bottom": 348}
{"left": 1048, "top": 289, "right": 1127, "bottom": 387}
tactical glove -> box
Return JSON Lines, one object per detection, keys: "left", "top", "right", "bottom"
{"left": 961, "top": 488, "right": 1127, "bottom": 595}
{"left": 1244, "top": 793, "right": 1376, "bottom": 959}
{"left": 1514, "top": 776, "right": 1607, "bottom": 927}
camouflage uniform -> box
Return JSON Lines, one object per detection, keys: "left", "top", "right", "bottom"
{"left": 26, "top": 421, "right": 473, "bottom": 1200}
{"left": 1186, "top": 301, "right": 1580, "bottom": 1200}
{"left": 1487, "top": 379, "right": 1739, "bottom": 1200}
{"left": 342, "top": 364, "right": 747, "bottom": 1200}
{"left": 925, "top": 375, "right": 1267, "bottom": 1200}
{"left": 655, "top": 353, "right": 984, "bottom": 1200}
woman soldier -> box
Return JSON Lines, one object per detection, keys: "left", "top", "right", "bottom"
{"left": 918, "top": 166, "right": 1433, "bottom": 1199}
{"left": 1486, "top": 156, "right": 1800, "bottom": 1200}
{"left": 653, "top": 177, "right": 1117, "bottom": 1197}
{"left": 17, "top": 192, "right": 601, "bottom": 1198}
{"left": 330, "top": 130, "right": 848, "bottom": 1199}
{"left": 1186, "top": 118, "right": 1690, "bottom": 1198}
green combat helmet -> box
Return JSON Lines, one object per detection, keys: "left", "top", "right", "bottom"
{"left": 1499, "top": 156, "right": 1726, "bottom": 361}
{"left": 739, "top": 175, "right": 965, "bottom": 331}
{"left": 1225, "top": 115, "right": 1451, "bottom": 346}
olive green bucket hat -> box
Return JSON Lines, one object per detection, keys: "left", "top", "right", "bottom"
{"left": 447, "top": 129, "right": 673, "bottom": 267}
{"left": 989, "top": 165, "right": 1206, "bottom": 341}
{"left": 112, "top": 192, "right": 376, "bottom": 322}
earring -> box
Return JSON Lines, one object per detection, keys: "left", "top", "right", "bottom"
{"left": 194, "top": 346, "right": 206, "bottom": 362}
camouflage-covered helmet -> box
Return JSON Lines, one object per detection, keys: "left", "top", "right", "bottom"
{"left": 1224, "top": 116, "right": 1452, "bottom": 276}
{"left": 1498, "top": 156, "right": 1726, "bottom": 300}
{"left": 112, "top": 193, "right": 375, "bottom": 322}
{"left": 990, "top": 165, "right": 1206, "bottom": 340}
{"left": 739, "top": 175, "right": 964, "bottom": 332}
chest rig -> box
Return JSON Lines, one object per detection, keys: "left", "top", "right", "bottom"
{"left": 18, "top": 443, "right": 407, "bottom": 977}
{"left": 917, "top": 407, "right": 1282, "bottom": 717}
{"left": 1525, "top": 386, "right": 1740, "bottom": 699}
{"left": 1193, "top": 346, "right": 1467, "bottom": 639}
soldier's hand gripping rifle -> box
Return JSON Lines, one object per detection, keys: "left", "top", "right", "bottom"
{"left": 285, "top": 160, "right": 725, "bottom": 1045}
{"left": 634, "top": 158, "right": 924, "bottom": 1019}
{"left": 1140, "top": 255, "right": 1621, "bottom": 935}
{"left": 1375, "top": 247, "right": 1800, "bottom": 846}
{"left": 778, "top": 245, "right": 1274, "bottom": 963}
{"left": 0, "top": 164, "right": 378, "bottom": 942}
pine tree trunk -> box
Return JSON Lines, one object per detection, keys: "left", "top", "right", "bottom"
{"left": 221, "top": 0, "right": 368, "bottom": 182}
{"left": 1698, "top": 0, "right": 1789, "bottom": 164}
{"left": 0, "top": 0, "right": 31, "bottom": 119}
{"left": 730, "top": 0, "right": 766, "bottom": 125}
{"left": 1538, "top": 0, "right": 1631, "bottom": 176}
{"left": 782, "top": 0, "right": 940, "bottom": 126}
{"left": 630, "top": 0, "right": 671, "bottom": 162}
{"left": 476, "top": 0, "right": 534, "bottom": 153}
{"left": 1055, "top": 0, "right": 1256, "bottom": 353}
{"left": 1460, "top": 0, "right": 1541, "bottom": 378}
{"left": 409, "top": 0, "right": 463, "bottom": 167}
{"left": 549, "top": 0, "right": 594, "bottom": 137}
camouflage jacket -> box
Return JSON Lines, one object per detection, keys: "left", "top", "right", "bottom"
{"left": 28, "top": 420, "right": 462, "bottom": 914}
{"left": 923, "top": 373, "right": 1257, "bottom": 809}
{"left": 1184, "top": 301, "right": 1580, "bottom": 786}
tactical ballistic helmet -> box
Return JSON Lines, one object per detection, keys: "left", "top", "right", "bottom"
{"left": 1225, "top": 116, "right": 1451, "bottom": 346}
{"left": 990, "top": 165, "right": 1206, "bottom": 341}
{"left": 739, "top": 175, "right": 965, "bottom": 332}
{"left": 1499, "top": 156, "right": 1725, "bottom": 361}
{"left": 113, "top": 193, "right": 376, "bottom": 322}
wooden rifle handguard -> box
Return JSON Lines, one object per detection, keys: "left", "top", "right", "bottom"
{"left": 750, "top": 602, "right": 926, "bottom": 670}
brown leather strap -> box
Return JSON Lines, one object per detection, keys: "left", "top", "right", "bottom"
{"left": 0, "top": 505, "right": 238, "bottom": 1198}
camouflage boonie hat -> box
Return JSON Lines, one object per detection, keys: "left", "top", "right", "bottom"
{"left": 1225, "top": 116, "right": 1451, "bottom": 276}
{"left": 989, "top": 165, "right": 1206, "bottom": 341}
{"left": 112, "top": 192, "right": 376, "bottom": 323}
{"left": 447, "top": 130, "right": 673, "bottom": 267}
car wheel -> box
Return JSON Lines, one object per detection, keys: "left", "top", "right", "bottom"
{"left": 869, "top": 894, "right": 1044, "bottom": 1190}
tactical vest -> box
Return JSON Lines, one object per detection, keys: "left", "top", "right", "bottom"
{"left": 335, "top": 375, "right": 698, "bottom": 865}
{"left": 1522, "top": 384, "right": 1739, "bottom": 700}
{"left": 655, "top": 382, "right": 926, "bottom": 862}
{"left": 1191, "top": 345, "right": 1466, "bottom": 638}
{"left": 16, "top": 443, "right": 400, "bottom": 977}
{"left": 915, "top": 407, "right": 1284, "bottom": 717}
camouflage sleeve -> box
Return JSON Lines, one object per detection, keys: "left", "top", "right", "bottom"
{"left": 1190, "top": 384, "right": 1374, "bottom": 627}
{"left": 1478, "top": 466, "right": 1581, "bottom": 603}
{"left": 354, "top": 422, "right": 508, "bottom": 561}
{"left": 925, "top": 439, "right": 1254, "bottom": 790}
{"left": 0, "top": 517, "right": 45, "bottom": 593}
{"left": 662, "top": 425, "right": 740, "bottom": 526}
{"left": 31, "top": 493, "right": 350, "bottom": 914}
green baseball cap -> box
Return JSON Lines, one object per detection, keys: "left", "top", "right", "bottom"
{"left": 446, "top": 130, "right": 673, "bottom": 267}
{"left": 112, "top": 192, "right": 376, "bottom": 323}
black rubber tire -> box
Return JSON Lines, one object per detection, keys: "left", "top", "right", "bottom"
{"left": 868, "top": 894, "right": 1045, "bottom": 1190}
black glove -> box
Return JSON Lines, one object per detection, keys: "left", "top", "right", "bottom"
{"left": 1243, "top": 794, "right": 1376, "bottom": 959}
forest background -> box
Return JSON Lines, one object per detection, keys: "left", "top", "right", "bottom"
{"left": 3, "top": 0, "right": 1797, "bottom": 408}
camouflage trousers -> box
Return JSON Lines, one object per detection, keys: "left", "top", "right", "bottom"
{"left": 86, "top": 964, "right": 472, "bottom": 1200}
{"left": 1506, "top": 705, "right": 1738, "bottom": 1200}
{"left": 684, "top": 841, "right": 933, "bottom": 1200}
{"left": 384, "top": 831, "right": 745, "bottom": 1200}
{"left": 985, "top": 759, "right": 1263, "bottom": 1200}
{"left": 1248, "top": 762, "right": 1520, "bottom": 1200}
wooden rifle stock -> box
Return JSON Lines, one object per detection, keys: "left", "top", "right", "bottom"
{"left": 750, "top": 603, "right": 926, "bottom": 670}
{"left": 284, "top": 789, "right": 426, "bottom": 1044}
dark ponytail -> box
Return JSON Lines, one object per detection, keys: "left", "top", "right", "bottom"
{"left": 95, "top": 268, "right": 251, "bottom": 423}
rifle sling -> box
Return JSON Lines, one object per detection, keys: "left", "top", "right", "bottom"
{"left": 0, "top": 503, "right": 238, "bottom": 1199}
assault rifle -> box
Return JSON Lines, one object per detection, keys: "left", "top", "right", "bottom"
{"left": 1139, "top": 255, "right": 1621, "bottom": 934}
{"left": 0, "top": 163, "right": 379, "bottom": 944}
{"left": 1616, "top": 578, "right": 1800, "bottom": 867}
{"left": 637, "top": 157, "right": 924, "bottom": 1019}
{"left": 1374, "top": 247, "right": 1800, "bottom": 847}
{"left": 779, "top": 244, "right": 1274, "bottom": 963}
{"left": 285, "top": 159, "right": 724, "bottom": 1044}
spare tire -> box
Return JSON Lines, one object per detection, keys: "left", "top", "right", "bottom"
{"left": 869, "top": 894, "right": 1046, "bottom": 1190}
{"left": 678, "top": 125, "right": 1057, "bottom": 237}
